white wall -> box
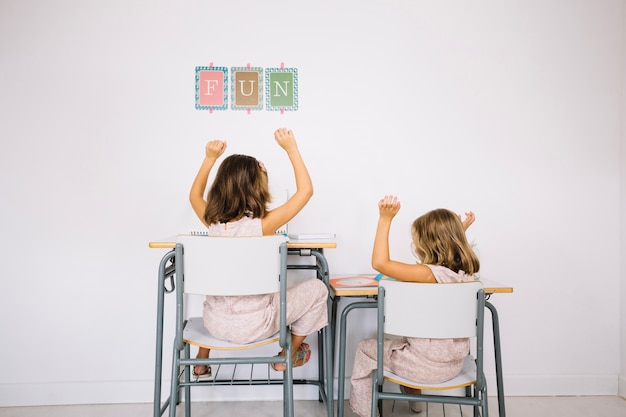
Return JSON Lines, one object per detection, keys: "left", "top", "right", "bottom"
{"left": 0, "top": 0, "right": 624, "bottom": 406}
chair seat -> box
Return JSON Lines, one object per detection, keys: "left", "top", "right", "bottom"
{"left": 384, "top": 355, "right": 476, "bottom": 391}
{"left": 183, "top": 317, "right": 280, "bottom": 350}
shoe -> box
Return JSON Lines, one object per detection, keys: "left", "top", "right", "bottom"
{"left": 192, "top": 365, "right": 212, "bottom": 382}
{"left": 271, "top": 342, "right": 311, "bottom": 371}
{"left": 293, "top": 342, "right": 311, "bottom": 367}
{"left": 400, "top": 385, "right": 424, "bottom": 413}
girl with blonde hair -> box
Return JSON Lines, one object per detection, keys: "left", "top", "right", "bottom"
{"left": 349, "top": 195, "right": 479, "bottom": 416}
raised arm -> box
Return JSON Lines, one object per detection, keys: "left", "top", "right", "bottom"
{"left": 262, "top": 128, "right": 313, "bottom": 235}
{"left": 371, "top": 195, "right": 436, "bottom": 283}
{"left": 189, "top": 140, "right": 227, "bottom": 226}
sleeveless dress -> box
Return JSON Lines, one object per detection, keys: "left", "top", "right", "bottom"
{"left": 202, "top": 217, "right": 328, "bottom": 344}
{"left": 349, "top": 265, "right": 475, "bottom": 417}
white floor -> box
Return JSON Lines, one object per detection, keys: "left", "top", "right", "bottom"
{"left": 1, "top": 397, "right": 625, "bottom": 417}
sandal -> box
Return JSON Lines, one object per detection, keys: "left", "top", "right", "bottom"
{"left": 192, "top": 365, "right": 212, "bottom": 382}
{"left": 271, "top": 343, "right": 311, "bottom": 372}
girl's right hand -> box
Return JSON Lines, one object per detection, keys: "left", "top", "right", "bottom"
{"left": 205, "top": 140, "right": 226, "bottom": 159}
{"left": 378, "top": 195, "right": 401, "bottom": 218}
{"left": 274, "top": 128, "right": 297, "bottom": 152}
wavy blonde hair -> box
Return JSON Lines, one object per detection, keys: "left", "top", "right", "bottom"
{"left": 203, "top": 154, "right": 270, "bottom": 225}
{"left": 411, "top": 208, "right": 480, "bottom": 275}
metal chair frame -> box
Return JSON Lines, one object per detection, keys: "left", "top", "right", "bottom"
{"left": 371, "top": 280, "right": 488, "bottom": 417}
{"left": 156, "top": 235, "right": 295, "bottom": 417}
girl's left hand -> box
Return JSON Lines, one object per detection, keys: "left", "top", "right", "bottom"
{"left": 461, "top": 211, "right": 475, "bottom": 230}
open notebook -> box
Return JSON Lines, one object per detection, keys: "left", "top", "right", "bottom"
{"left": 329, "top": 274, "right": 394, "bottom": 291}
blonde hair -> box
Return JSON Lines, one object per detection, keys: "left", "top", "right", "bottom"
{"left": 203, "top": 154, "right": 271, "bottom": 225}
{"left": 411, "top": 208, "right": 480, "bottom": 275}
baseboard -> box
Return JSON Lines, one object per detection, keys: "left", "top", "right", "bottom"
{"left": 0, "top": 380, "right": 156, "bottom": 407}
{"left": 0, "top": 380, "right": 323, "bottom": 407}
{"left": 338, "top": 374, "right": 619, "bottom": 399}
{"left": 486, "top": 374, "right": 619, "bottom": 396}
{"left": 1, "top": 374, "right": 621, "bottom": 407}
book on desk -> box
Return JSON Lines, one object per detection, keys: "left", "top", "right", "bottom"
{"left": 288, "top": 233, "right": 335, "bottom": 241}
{"left": 329, "top": 274, "right": 393, "bottom": 296}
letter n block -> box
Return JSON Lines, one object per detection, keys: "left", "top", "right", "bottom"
{"left": 265, "top": 68, "right": 298, "bottom": 111}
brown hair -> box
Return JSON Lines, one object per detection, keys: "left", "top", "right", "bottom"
{"left": 411, "top": 208, "right": 480, "bottom": 275}
{"left": 203, "top": 154, "right": 271, "bottom": 225}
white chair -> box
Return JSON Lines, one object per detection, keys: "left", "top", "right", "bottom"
{"left": 371, "top": 280, "right": 487, "bottom": 417}
{"left": 162, "top": 235, "right": 294, "bottom": 417}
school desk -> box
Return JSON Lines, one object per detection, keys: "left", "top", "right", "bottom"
{"left": 330, "top": 277, "right": 513, "bottom": 417}
{"left": 149, "top": 237, "right": 336, "bottom": 417}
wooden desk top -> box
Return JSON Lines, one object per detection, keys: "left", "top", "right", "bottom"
{"left": 330, "top": 276, "right": 513, "bottom": 297}
{"left": 148, "top": 237, "right": 337, "bottom": 250}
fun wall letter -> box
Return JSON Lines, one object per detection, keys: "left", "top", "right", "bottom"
{"left": 265, "top": 67, "right": 298, "bottom": 112}
{"left": 231, "top": 67, "right": 263, "bottom": 111}
{"left": 195, "top": 66, "right": 228, "bottom": 111}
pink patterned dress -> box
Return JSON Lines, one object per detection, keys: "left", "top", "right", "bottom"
{"left": 349, "top": 265, "right": 474, "bottom": 417}
{"left": 202, "top": 217, "right": 328, "bottom": 344}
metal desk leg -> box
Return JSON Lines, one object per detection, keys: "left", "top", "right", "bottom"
{"left": 485, "top": 300, "right": 506, "bottom": 417}
{"left": 288, "top": 248, "right": 334, "bottom": 417}
{"left": 337, "top": 301, "right": 377, "bottom": 417}
{"left": 330, "top": 295, "right": 338, "bottom": 357}
{"left": 312, "top": 250, "right": 334, "bottom": 417}
{"left": 154, "top": 250, "right": 175, "bottom": 417}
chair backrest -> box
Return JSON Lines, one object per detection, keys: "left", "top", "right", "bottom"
{"left": 176, "top": 234, "right": 288, "bottom": 296}
{"left": 379, "top": 280, "right": 483, "bottom": 339}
